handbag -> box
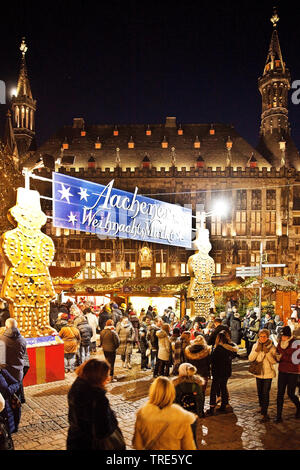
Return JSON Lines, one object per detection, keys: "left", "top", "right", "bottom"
{"left": 248, "top": 360, "right": 264, "bottom": 375}
{"left": 92, "top": 426, "right": 126, "bottom": 450}
{"left": 10, "top": 394, "right": 21, "bottom": 410}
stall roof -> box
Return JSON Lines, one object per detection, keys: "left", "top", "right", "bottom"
{"left": 264, "top": 277, "right": 296, "bottom": 288}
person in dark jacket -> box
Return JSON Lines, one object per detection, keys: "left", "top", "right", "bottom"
{"left": 230, "top": 313, "right": 243, "bottom": 345}
{"left": 54, "top": 312, "right": 68, "bottom": 333}
{"left": 67, "top": 359, "right": 125, "bottom": 450}
{"left": 76, "top": 316, "right": 93, "bottom": 365}
{"left": 147, "top": 318, "right": 162, "bottom": 377}
{"left": 0, "top": 302, "right": 10, "bottom": 328}
{"left": 246, "top": 313, "right": 260, "bottom": 356}
{"left": 184, "top": 335, "right": 211, "bottom": 392}
{"left": 139, "top": 326, "right": 150, "bottom": 370}
{"left": 0, "top": 318, "right": 27, "bottom": 382}
{"left": 99, "top": 320, "right": 120, "bottom": 381}
{"left": 275, "top": 326, "right": 300, "bottom": 423}
{"left": 0, "top": 368, "right": 22, "bottom": 436}
{"left": 207, "top": 318, "right": 230, "bottom": 346}
{"left": 207, "top": 332, "right": 238, "bottom": 415}
{"left": 111, "top": 303, "right": 122, "bottom": 326}
{"left": 98, "top": 305, "right": 113, "bottom": 331}
{"left": 49, "top": 302, "right": 59, "bottom": 328}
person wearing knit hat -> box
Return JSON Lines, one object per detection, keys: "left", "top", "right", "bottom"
{"left": 173, "top": 362, "right": 205, "bottom": 447}
{"left": 275, "top": 324, "right": 300, "bottom": 423}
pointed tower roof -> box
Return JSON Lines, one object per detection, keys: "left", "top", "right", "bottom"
{"left": 16, "top": 37, "right": 33, "bottom": 99}
{"left": 3, "top": 110, "right": 19, "bottom": 163}
{"left": 263, "top": 7, "right": 285, "bottom": 75}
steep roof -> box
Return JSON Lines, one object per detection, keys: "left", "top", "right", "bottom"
{"left": 35, "top": 119, "right": 271, "bottom": 171}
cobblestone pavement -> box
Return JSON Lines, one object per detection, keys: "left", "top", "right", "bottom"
{"left": 13, "top": 349, "right": 300, "bottom": 451}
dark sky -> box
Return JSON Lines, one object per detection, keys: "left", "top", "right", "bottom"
{"left": 1, "top": 0, "right": 300, "bottom": 149}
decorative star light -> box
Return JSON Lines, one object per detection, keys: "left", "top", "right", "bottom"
{"left": 58, "top": 183, "right": 73, "bottom": 204}
{"left": 78, "top": 187, "right": 90, "bottom": 202}
{"left": 68, "top": 212, "right": 77, "bottom": 226}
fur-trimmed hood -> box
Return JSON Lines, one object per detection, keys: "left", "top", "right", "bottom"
{"left": 172, "top": 374, "right": 204, "bottom": 387}
{"left": 218, "top": 342, "right": 238, "bottom": 353}
{"left": 185, "top": 344, "right": 211, "bottom": 361}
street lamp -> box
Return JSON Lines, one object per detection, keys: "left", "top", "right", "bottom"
{"left": 198, "top": 199, "right": 229, "bottom": 228}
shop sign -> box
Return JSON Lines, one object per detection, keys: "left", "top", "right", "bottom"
{"left": 149, "top": 286, "right": 161, "bottom": 293}
{"left": 53, "top": 172, "right": 192, "bottom": 248}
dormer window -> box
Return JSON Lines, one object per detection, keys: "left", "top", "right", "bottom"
{"left": 194, "top": 136, "right": 201, "bottom": 149}
{"left": 177, "top": 125, "right": 183, "bottom": 135}
{"left": 81, "top": 130, "right": 86, "bottom": 137}
{"left": 249, "top": 153, "right": 257, "bottom": 168}
{"left": 161, "top": 136, "right": 168, "bottom": 148}
{"left": 95, "top": 137, "right": 101, "bottom": 149}
{"left": 113, "top": 126, "right": 119, "bottom": 136}
{"left": 88, "top": 155, "right": 96, "bottom": 168}
{"left": 142, "top": 155, "right": 150, "bottom": 168}
{"left": 196, "top": 155, "right": 204, "bottom": 168}
{"left": 210, "top": 124, "right": 215, "bottom": 135}
{"left": 128, "top": 136, "right": 135, "bottom": 149}
{"left": 146, "top": 125, "right": 151, "bottom": 136}
{"left": 62, "top": 137, "right": 69, "bottom": 150}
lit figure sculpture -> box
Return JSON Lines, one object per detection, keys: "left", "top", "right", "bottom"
{"left": 0, "top": 187, "right": 56, "bottom": 337}
{"left": 187, "top": 214, "right": 215, "bottom": 319}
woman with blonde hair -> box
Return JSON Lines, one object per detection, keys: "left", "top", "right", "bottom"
{"left": 249, "top": 328, "right": 277, "bottom": 422}
{"left": 132, "top": 376, "right": 197, "bottom": 450}
{"left": 67, "top": 358, "right": 126, "bottom": 450}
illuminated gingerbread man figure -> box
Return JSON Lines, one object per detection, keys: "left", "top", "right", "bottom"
{"left": 187, "top": 227, "right": 215, "bottom": 319}
{"left": 0, "top": 187, "right": 56, "bottom": 337}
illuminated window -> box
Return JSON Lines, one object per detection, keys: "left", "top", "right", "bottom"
{"left": 128, "top": 136, "right": 134, "bottom": 149}
{"left": 211, "top": 215, "right": 222, "bottom": 236}
{"left": 251, "top": 212, "right": 261, "bottom": 235}
{"left": 161, "top": 136, "right": 168, "bottom": 148}
{"left": 236, "top": 211, "right": 246, "bottom": 235}
{"left": 266, "top": 212, "right": 276, "bottom": 235}
{"left": 81, "top": 130, "right": 86, "bottom": 137}
{"left": 141, "top": 269, "right": 151, "bottom": 278}
{"left": 181, "top": 263, "right": 188, "bottom": 274}
{"left": 215, "top": 263, "right": 221, "bottom": 274}
{"left": 194, "top": 136, "right": 201, "bottom": 149}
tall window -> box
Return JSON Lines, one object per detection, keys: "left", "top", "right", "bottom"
{"left": 211, "top": 215, "right": 222, "bottom": 236}
{"left": 251, "top": 190, "right": 262, "bottom": 210}
{"left": 266, "top": 190, "right": 276, "bottom": 210}
{"left": 236, "top": 190, "right": 247, "bottom": 210}
{"left": 236, "top": 211, "right": 246, "bottom": 235}
{"left": 251, "top": 212, "right": 261, "bottom": 235}
{"left": 266, "top": 211, "right": 276, "bottom": 235}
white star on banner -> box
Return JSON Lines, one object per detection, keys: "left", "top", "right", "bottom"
{"left": 58, "top": 183, "right": 73, "bottom": 204}
{"left": 78, "top": 187, "right": 90, "bottom": 202}
{"left": 68, "top": 212, "right": 77, "bottom": 226}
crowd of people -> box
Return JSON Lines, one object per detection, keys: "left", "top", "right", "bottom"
{"left": 0, "top": 296, "right": 299, "bottom": 451}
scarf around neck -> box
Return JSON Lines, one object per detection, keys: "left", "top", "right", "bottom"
{"left": 256, "top": 338, "right": 272, "bottom": 353}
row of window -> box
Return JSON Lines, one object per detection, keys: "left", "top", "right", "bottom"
{"left": 211, "top": 211, "right": 276, "bottom": 236}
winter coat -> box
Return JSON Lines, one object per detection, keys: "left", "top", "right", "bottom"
{"left": 98, "top": 311, "right": 113, "bottom": 331}
{"left": 276, "top": 336, "right": 300, "bottom": 374}
{"left": 185, "top": 343, "right": 211, "bottom": 378}
{"left": 85, "top": 312, "right": 98, "bottom": 343}
{"left": 230, "top": 317, "right": 243, "bottom": 344}
{"left": 132, "top": 402, "right": 196, "bottom": 450}
{"left": 247, "top": 319, "right": 260, "bottom": 343}
{"left": 59, "top": 325, "right": 81, "bottom": 353}
{"left": 0, "top": 327, "right": 27, "bottom": 381}
{"left": 100, "top": 327, "right": 120, "bottom": 352}
{"left": 207, "top": 324, "right": 230, "bottom": 346}
{"left": 170, "top": 336, "right": 181, "bottom": 371}
{"left": 116, "top": 322, "right": 135, "bottom": 356}
{"left": 173, "top": 374, "right": 205, "bottom": 417}
{"left": 55, "top": 318, "right": 68, "bottom": 333}
{"left": 111, "top": 308, "right": 122, "bottom": 326}
{"left": 139, "top": 328, "right": 149, "bottom": 355}
{"left": 77, "top": 319, "right": 93, "bottom": 346}
{"left": 128, "top": 314, "right": 140, "bottom": 343}
{"left": 211, "top": 342, "right": 238, "bottom": 378}
{"left": 147, "top": 324, "right": 160, "bottom": 351}
{"left": 156, "top": 330, "right": 171, "bottom": 361}
{"left": 67, "top": 377, "right": 119, "bottom": 450}
{"left": 0, "top": 368, "right": 21, "bottom": 434}
{"left": 248, "top": 340, "right": 277, "bottom": 379}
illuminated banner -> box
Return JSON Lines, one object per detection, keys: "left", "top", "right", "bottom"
{"left": 52, "top": 172, "right": 192, "bottom": 248}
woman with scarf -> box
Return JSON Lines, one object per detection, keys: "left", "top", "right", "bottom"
{"left": 184, "top": 334, "right": 211, "bottom": 392}
{"left": 116, "top": 316, "right": 135, "bottom": 369}
{"left": 248, "top": 329, "right": 277, "bottom": 422}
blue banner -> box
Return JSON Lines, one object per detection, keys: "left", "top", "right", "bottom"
{"left": 52, "top": 172, "right": 192, "bottom": 248}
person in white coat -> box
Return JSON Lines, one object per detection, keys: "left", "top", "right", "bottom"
{"left": 249, "top": 328, "right": 277, "bottom": 422}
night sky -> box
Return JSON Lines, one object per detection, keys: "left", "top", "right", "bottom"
{"left": 1, "top": 0, "right": 300, "bottom": 150}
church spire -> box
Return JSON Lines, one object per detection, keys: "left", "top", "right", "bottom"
{"left": 3, "top": 110, "right": 19, "bottom": 168}
{"left": 257, "top": 7, "right": 299, "bottom": 169}
{"left": 11, "top": 37, "right": 37, "bottom": 156}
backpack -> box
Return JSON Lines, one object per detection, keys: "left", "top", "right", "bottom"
{"left": 179, "top": 383, "right": 199, "bottom": 413}
{"left": 0, "top": 417, "right": 14, "bottom": 450}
